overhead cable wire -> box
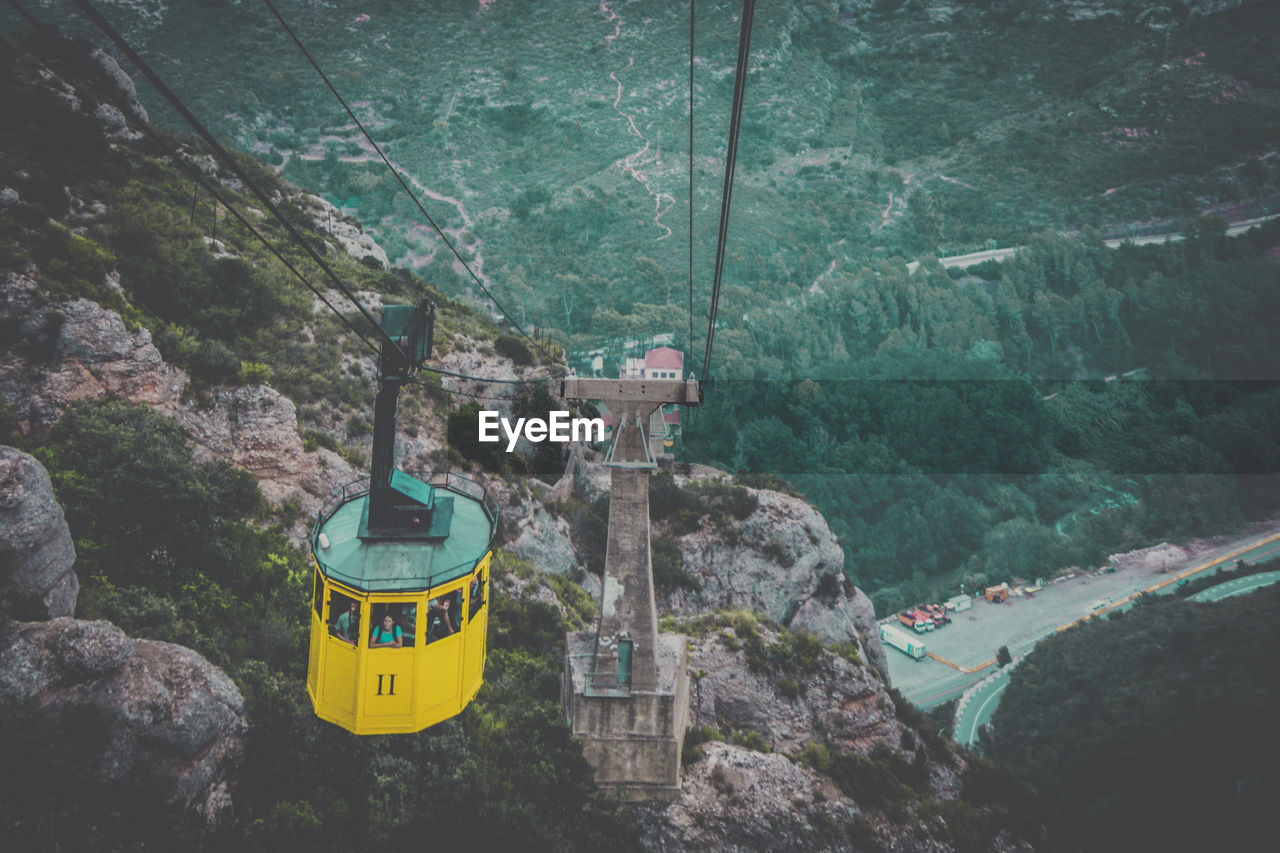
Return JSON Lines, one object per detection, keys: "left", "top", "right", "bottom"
{"left": 405, "top": 377, "right": 517, "bottom": 403}
{"left": 19, "top": 1, "right": 565, "bottom": 392}
{"left": 14, "top": 1, "right": 569, "bottom": 406}
{"left": 702, "top": 0, "right": 755, "bottom": 382}
{"left": 9, "top": 0, "right": 383, "bottom": 357}
{"left": 418, "top": 363, "right": 560, "bottom": 386}
{"left": 70, "top": 0, "right": 410, "bottom": 362}
{"left": 407, "top": 370, "right": 555, "bottom": 403}
{"left": 261, "top": 0, "right": 558, "bottom": 365}
{"left": 688, "top": 0, "right": 695, "bottom": 372}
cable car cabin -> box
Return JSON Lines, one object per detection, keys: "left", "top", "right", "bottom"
{"left": 307, "top": 471, "right": 497, "bottom": 734}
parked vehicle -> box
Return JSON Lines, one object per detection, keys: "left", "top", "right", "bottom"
{"left": 910, "top": 608, "right": 937, "bottom": 630}
{"left": 880, "top": 624, "right": 927, "bottom": 660}
{"left": 898, "top": 611, "right": 932, "bottom": 633}
{"left": 985, "top": 583, "right": 1010, "bottom": 603}
{"left": 923, "top": 603, "right": 950, "bottom": 625}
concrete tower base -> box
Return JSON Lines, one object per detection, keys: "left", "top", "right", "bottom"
{"left": 563, "top": 631, "right": 691, "bottom": 802}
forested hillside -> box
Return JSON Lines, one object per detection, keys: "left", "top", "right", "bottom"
{"left": 4, "top": 2, "right": 1277, "bottom": 848}
{"left": 988, "top": 573, "right": 1280, "bottom": 850}
{"left": 20, "top": 0, "right": 1279, "bottom": 612}
{"left": 0, "top": 29, "right": 632, "bottom": 849}
{"left": 1, "top": 28, "right": 1059, "bottom": 851}
{"left": 687, "top": 224, "right": 1280, "bottom": 612}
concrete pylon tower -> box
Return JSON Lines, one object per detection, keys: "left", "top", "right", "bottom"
{"left": 560, "top": 373, "right": 700, "bottom": 801}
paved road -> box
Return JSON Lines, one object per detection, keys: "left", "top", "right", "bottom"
{"left": 954, "top": 670, "right": 1010, "bottom": 747}
{"left": 1190, "top": 570, "right": 1280, "bottom": 603}
{"left": 904, "top": 214, "right": 1280, "bottom": 273}
{"left": 950, "top": 563, "right": 1280, "bottom": 746}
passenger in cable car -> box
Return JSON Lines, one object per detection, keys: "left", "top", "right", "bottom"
{"left": 426, "top": 594, "right": 457, "bottom": 642}
{"left": 370, "top": 612, "right": 403, "bottom": 648}
{"left": 332, "top": 597, "right": 360, "bottom": 644}
{"left": 469, "top": 574, "right": 484, "bottom": 617}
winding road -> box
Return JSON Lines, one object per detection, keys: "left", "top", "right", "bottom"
{"left": 950, "top": 543, "right": 1280, "bottom": 746}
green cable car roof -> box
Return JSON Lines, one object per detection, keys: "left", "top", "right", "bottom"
{"left": 313, "top": 472, "right": 497, "bottom": 593}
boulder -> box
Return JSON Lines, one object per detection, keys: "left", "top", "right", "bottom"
{"left": 0, "top": 446, "right": 78, "bottom": 618}
{"left": 0, "top": 618, "right": 246, "bottom": 826}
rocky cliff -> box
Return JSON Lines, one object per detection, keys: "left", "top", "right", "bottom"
{"left": 633, "top": 615, "right": 987, "bottom": 852}
{"left": 0, "top": 273, "right": 361, "bottom": 534}
{"left": 508, "top": 463, "right": 889, "bottom": 677}
{"left": 0, "top": 443, "right": 249, "bottom": 827}
{"left": 668, "top": 473, "right": 886, "bottom": 677}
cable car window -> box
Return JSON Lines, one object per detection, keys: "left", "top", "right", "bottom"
{"left": 329, "top": 592, "right": 360, "bottom": 645}
{"left": 425, "top": 590, "right": 462, "bottom": 644}
{"left": 469, "top": 570, "right": 486, "bottom": 619}
{"left": 370, "top": 602, "right": 415, "bottom": 649}
{"left": 368, "top": 601, "right": 407, "bottom": 648}
{"left": 312, "top": 569, "right": 323, "bottom": 619}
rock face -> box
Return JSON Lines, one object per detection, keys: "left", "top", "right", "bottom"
{"left": 0, "top": 446, "right": 78, "bottom": 618}
{"left": 90, "top": 48, "right": 149, "bottom": 122}
{"left": 509, "top": 503, "right": 578, "bottom": 573}
{"left": 3, "top": 286, "right": 189, "bottom": 433}
{"left": 670, "top": 483, "right": 887, "bottom": 676}
{"left": 639, "top": 741, "right": 867, "bottom": 853}
{"left": 511, "top": 460, "right": 889, "bottom": 676}
{"left": 686, "top": 622, "right": 899, "bottom": 757}
{"left": 0, "top": 273, "right": 360, "bottom": 539}
{"left": 303, "top": 195, "right": 389, "bottom": 269}
{"left": 637, "top": 619, "right": 967, "bottom": 852}
{"left": 0, "top": 618, "right": 247, "bottom": 825}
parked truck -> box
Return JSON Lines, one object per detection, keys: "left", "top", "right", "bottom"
{"left": 912, "top": 607, "right": 940, "bottom": 628}
{"left": 985, "top": 583, "right": 1010, "bottom": 603}
{"left": 898, "top": 611, "right": 932, "bottom": 632}
{"left": 880, "top": 624, "right": 927, "bottom": 660}
{"left": 923, "top": 603, "right": 950, "bottom": 625}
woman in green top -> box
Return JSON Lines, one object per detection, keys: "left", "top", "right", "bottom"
{"left": 370, "top": 614, "right": 403, "bottom": 648}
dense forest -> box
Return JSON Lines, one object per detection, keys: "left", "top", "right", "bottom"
{"left": 988, "top": 571, "right": 1280, "bottom": 850}
{"left": 685, "top": 222, "right": 1280, "bottom": 612}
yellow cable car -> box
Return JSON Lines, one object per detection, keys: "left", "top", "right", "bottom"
{"left": 305, "top": 301, "right": 497, "bottom": 734}
{"left": 306, "top": 471, "right": 497, "bottom": 734}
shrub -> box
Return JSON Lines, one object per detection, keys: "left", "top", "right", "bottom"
{"left": 777, "top": 677, "right": 803, "bottom": 699}
{"left": 238, "top": 361, "right": 272, "bottom": 385}
{"left": 730, "top": 728, "right": 771, "bottom": 753}
{"left": 494, "top": 334, "right": 533, "bottom": 366}
{"left": 682, "top": 725, "right": 724, "bottom": 766}
{"left": 816, "top": 571, "right": 842, "bottom": 600}
{"left": 652, "top": 535, "right": 700, "bottom": 592}
{"left": 189, "top": 339, "right": 240, "bottom": 384}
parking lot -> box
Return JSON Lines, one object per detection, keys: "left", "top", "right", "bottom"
{"left": 885, "top": 526, "right": 1280, "bottom": 708}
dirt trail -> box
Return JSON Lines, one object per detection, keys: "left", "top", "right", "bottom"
{"left": 600, "top": 1, "right": 675, "bottom": 241}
